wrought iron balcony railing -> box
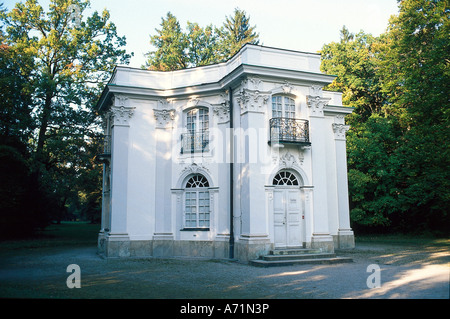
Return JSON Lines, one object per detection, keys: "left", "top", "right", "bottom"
{"left": 181, "top": 130, "right": 209, "bottom": 154}
{"left": 269, "top": 117, "right": 310, "bottom": 146}
{"left": 95, "top": 134, "right": 111, "bottom": 164}
{"left": 103, "top": 134, "right": 111, "bottom": 155}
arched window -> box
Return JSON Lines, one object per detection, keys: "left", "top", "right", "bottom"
{"left": 273, "top": 170, "right": 299, "bottom": 186}
{"left": 272, "top": 96, "right": 295, "bottom": 118}
{"left": 185, "top": 174, "right": 209, "bottom": 188}
{"left": 184, "top": 174, "right": 210, "bottom": 228}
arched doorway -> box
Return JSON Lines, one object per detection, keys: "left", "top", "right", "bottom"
{"left": 272, "top": 170, "right": 303, "bottom": 248}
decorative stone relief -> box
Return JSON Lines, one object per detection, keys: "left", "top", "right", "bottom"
{"left": 236, "top": 77, "right": 270, "bottom": 114}
{"left": 334, "top": 114, "right": 345, "bottom": 124}
{"left": 114, "top": 94, "right": 129, "bottom": 107}
{"left": 157, "top": 98, "right": 171, "bottom": 109}
{"left": 213, "top": 91, "right": 230, "bottom": 123}
{"left": 241, "top": 76, "right": 262, "bottom": 90}
{"left": 111, "top": 105, "right": 135, "bottom": 126}
{"left": 280, "top": 151, "right": 296, "bottom": 168}
{"left": 306, "top": 95, "right": 330, "bottom": 117}
{"left": 248, "top": 77, "right": 262, "bottom": 90}
{"left": 109, "top": 94, "right": 135, "bottom": 126}
{"left": 181, "top": 162, "right": 210, "bottom": 175}
{"left": 279, "top": 150, "right": 305, "bottom": 168}
{"left": 153, "top": 109, "right": 175, "bottom": 128}
{"left": 236, "top": 87, "right": 269, "bottom": 114}
{"left": 187, "top": 96, "right": 200, "bottom": 107}
{"left": 332, "top": 123, "right": 350, "bottom": 140}
{"left": 309, "top": 85, "right": 323, "bottom": 97}
{"left": 282, "top": 81, "right": 293, "bottom": 94}
{"left": 307, "top": 85, "right": 331, "bottom": 117}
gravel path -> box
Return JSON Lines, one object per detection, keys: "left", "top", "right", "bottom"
{"left": 0, "top": 241, "right": 448, "bottom": 300}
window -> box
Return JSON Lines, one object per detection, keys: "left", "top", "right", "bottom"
{"left": 186, "top": 108, "right": 209, "bottom": 133}
{"left": 272, "top": 96, "right": 295, "bottom": 118}
{"left": 182, "top": 108, "right": 209, "bottom": 153}
{"left": 269, "top": 95, "right": 310, "bottom": 145}
{"left": 184, "top": 174, "right": 210, "bottom": 229}
{"left": 273, "top": 171, "right": 299, "bottom": 186}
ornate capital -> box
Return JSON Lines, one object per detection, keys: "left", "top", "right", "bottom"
{"left": 307, "top": 95, "right": 330, "bottom": 117}
{"left": 109, "top": 94, "right": 135, "bottom": 126}
{"left": 153, "top": 109, "right": 175, "bottom": 128}
{"left": 110, "top": 105, "right": 135, "bottom": 126}
{"left": 237, "top": 87, "right": 269, "bottom": 114}
{"left": 213, "top": 91, "right": 230, "bottom": 123}
{"left": 236, "top": 77, "right": 269, "bottom": 114}
{"left": 332, "top": 123, "right": 350, "bottom": 140}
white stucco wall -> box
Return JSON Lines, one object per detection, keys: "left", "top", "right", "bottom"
{"left": 98, "top": 44, "right": 354, "bottom": 259}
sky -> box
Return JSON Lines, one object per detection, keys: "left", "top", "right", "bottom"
{"left": 3, "top": 0, "right": 401, "bottom": 68}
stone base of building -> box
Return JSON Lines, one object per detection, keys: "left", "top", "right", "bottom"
{"left": 337, "top": 230, "right": 355, "bottom": 249}
{"left": 234, "top": 235, "right": 272, "bottom": 262}
{"left": 310, "top": 234, "right": 335, "bottom": 253}
{"left": 98, "top": 232, "right": 354, "bottom": 260}
{"left": 98, "top": 233, "right": 230, "bottom": 259}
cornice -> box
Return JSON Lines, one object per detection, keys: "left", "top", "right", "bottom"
{"left": 100, "top": 64, "right": 336, "bottom": 104}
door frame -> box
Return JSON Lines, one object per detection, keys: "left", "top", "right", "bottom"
{"left": 273, "top": 186, "right": 303, "bottom": 248}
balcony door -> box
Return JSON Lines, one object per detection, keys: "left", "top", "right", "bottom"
{"left": 186, "top": 107, "right": 209, "bottom": 133}
{"left": 182, "top": 107, "right": 209, "bottom": 153}
{"left": 272, "top": 95, "right": 295, "bottom": 118}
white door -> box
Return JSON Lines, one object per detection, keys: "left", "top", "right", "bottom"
{"left": 273, "top": 188, "right": 302, "bottom": 248}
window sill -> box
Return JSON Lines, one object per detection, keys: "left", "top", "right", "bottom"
{"left": 180, "top": 228, "right": 210, "bottom": 231}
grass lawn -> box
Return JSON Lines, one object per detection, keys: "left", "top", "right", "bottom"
{"left": 0, "top": 222, "right": 100, "bottom": 252}
{"left": 355, "top": 233, "right": 449, "bottom": 246}
{"left": 1, "top": 222, "right": 448, "bottom": 251}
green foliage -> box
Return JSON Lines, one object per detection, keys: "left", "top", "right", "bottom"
{"left": 145, "top": 12, "right": 188, "bottom": 71}
{"left": 186, "top": 22, "right": 220, "bottom": 67}
{"left": 321, "top": 1, "right": 450, "bottom": 235}
{"left": 0, "top": 0, "right": 131, "bottom": 236}
{"left": 145, "top": 8, "right": 259, "bottom": 70}
{"left": 216, "top": 8, "right": 259, "bottom": 60}
{"left": 320, "top": 26, "right": 386, "bottom": 121}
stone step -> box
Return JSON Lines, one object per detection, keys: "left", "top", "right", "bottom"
{"left": 262, "top": 253, "right": 336, "bottom": 261}
{"left": 269, "top": 248, "right": 322, "bottom": 255}
{"left": 249, "top": 256, "right": 353, "bottom": 267}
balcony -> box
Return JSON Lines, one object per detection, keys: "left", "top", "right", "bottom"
{"left": 181, "top": 130, "right": 209, "bottom": 154}
{"left": 269, "top": 118, "right": 310, "bottom": 146}
{"left": 95, "top": 134, "right": 111, "bottom": 164}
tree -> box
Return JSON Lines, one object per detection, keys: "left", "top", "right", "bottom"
{"left": 0, "top": 3, "right": 35, "bottom": 147}
{"left": 1, "top": 0, "right": 132, "bottom": 234}
{"left": 186, "top": 21, "right": 220, "bottom": 67}
{"left": 321, "top": 27, "right": 401, "bottom": 231}
{"left": 320, "top": 1, "right": 450, "bottom": 235}
{"left": 377, "top": 0, "right": 450, "bottom": 233}
{"left": 145, "top": 12, "right": 188, "bottom": 71}
{"left": 216, "top": 8, "right": 259, "bottom": 60}
{"left": 145, "top": 8, "right": 260, "bottom": 70}
{"left": 320, "top": 26, "right": 386, "bottom": 122}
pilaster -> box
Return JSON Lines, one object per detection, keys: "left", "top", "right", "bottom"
{"left": 307, "top": 87, "right": 334, "bottom": 252}
{"left": 153, "top": 103, "right": 175, "bottom": 250}
{"left": 106, "top": 94, "right": 135, "bottom": 257}
{"left": 332, "top": 121, "right": 355, "bottom": 249}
